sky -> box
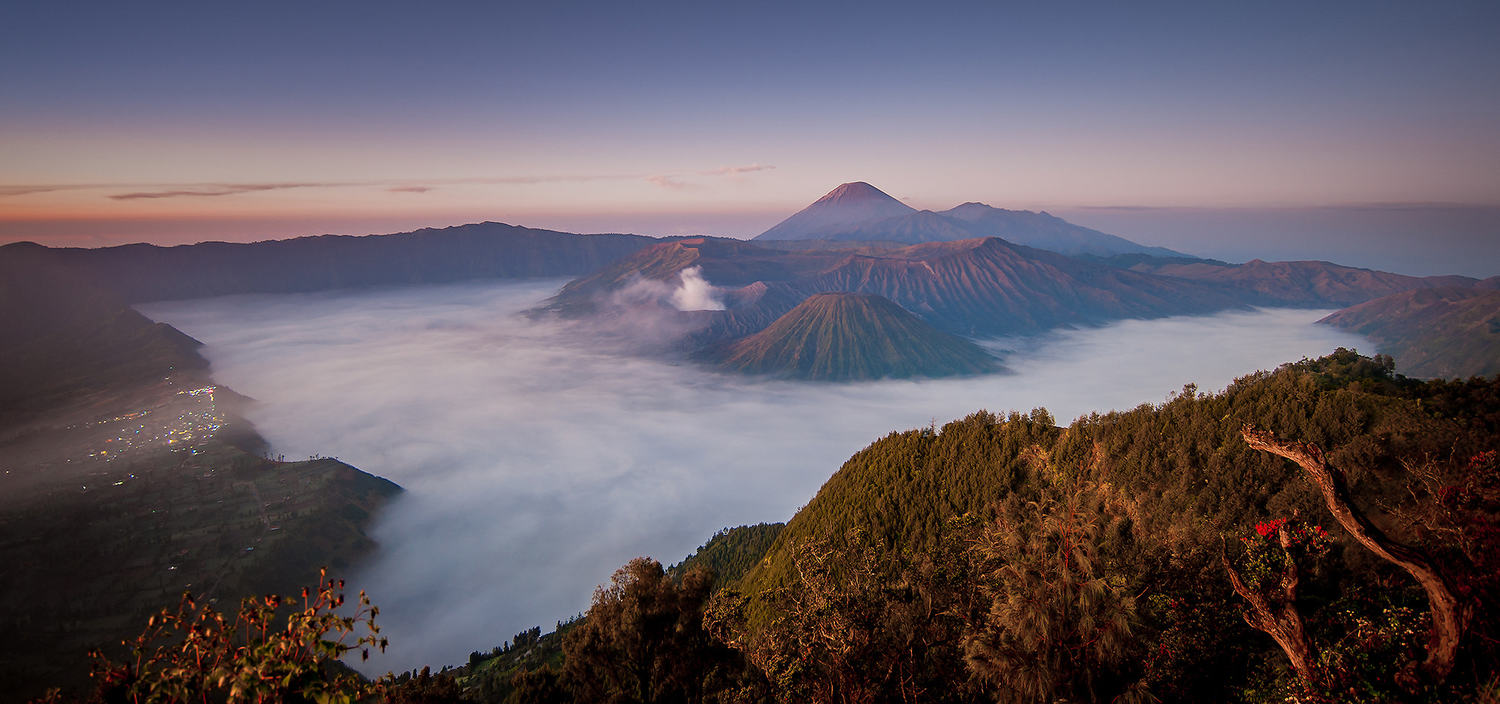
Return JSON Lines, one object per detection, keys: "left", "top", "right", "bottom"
{"left": 140, "top": 278, "right": 1369, "bottom": 673}
{"left": 3, "top": 1, "right": 1498, "bottom": 274}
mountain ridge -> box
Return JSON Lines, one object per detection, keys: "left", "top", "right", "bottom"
{"left": 9, "top": 222, "right": 657, "bottom": 303}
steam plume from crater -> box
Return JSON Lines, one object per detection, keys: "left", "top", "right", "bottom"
{"left": 670, "top": 266, "right": 724, "bottom": 311}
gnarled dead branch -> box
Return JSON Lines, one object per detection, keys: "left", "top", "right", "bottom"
{"left": 1241, "top": 425, "right": 1468, "bottom": 684}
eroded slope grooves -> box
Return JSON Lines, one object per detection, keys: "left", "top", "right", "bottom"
{"left": 714, "top": 292, "right": 999, "bottom": 381}
{"left": 794, "top": 238, "right": 1245, "bottom": 337}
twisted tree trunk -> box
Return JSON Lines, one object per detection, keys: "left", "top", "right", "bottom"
{"left": 1222, "top": 526, "right": 1318, "bottom": 684}
{"left": 1241, "top": 425, "right": 1467, "bottom": 684}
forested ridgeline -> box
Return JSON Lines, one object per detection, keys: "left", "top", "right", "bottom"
{"left": 35, "top": 350, "right": 1499, "bottom": 703}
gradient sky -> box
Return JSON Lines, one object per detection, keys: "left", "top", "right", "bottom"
{"left": 2, "top": 1, "right": 1498, "bottom": 274}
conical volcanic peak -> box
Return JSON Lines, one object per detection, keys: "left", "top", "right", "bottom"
{"left": 756, "top": 182, "right": 916, "bottom": 241}
{"left": 812, "top": 181, "right": 906, "bottom": 206}
{"left": 714, "top": 292, "right": 1000, "bottom": 381}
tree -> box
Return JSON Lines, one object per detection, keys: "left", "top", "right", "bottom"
{"left": 963, "top": 483, "right": 1148, "bottom": 704}
{"left": 1240, "top": 425, "right": 1470, "bottom": 689}
{"left": 506, "top": 666, "right": 572, "bottom": 704}
{"left": 563, "top": 558, "right": 751, "bottom": 704}
{"left": 709, "top": 527, "right": 977, "bottom": 704}
{"left": 384, "top": 666, "right": 465, "bottom": 704}
{"left": 1219, "top": 519, "right": 1325, "bottom": 685}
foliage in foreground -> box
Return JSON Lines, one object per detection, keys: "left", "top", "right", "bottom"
{"left": 33, "top": 569, "right": 386, "bottom": 704}
{"left": 34, "top": 351, "right": 1500, "bottom": 703}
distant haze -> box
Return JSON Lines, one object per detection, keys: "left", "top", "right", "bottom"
{"left": 143, "top": 280, "right": 1371, "bottom": 674}
{"left": 1056, "top": 204, "right": 1500, "bottom": 278}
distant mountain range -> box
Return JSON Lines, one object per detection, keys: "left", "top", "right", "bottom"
{"left": 4, "top": 184, "right": 1495, "bottom": 384}
{"left": 708, "top": 293, "right": 1000, "bottom": 381}
{"left": 2, "top": 222, "right": 655, "bottom": 303}
{"left": 754, "top": 181, "right": 1185, "bottom": 258}
{"left": 545, "top": 231, "right": 1493, "bottom": 377}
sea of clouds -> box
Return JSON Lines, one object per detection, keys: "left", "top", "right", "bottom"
{"left": 140, "top": 279, "right": 1370, "bottom": 674}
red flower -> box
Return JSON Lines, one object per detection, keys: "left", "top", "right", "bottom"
{"left": 1254, "top": 518, "right": 1287, "bottom": 538}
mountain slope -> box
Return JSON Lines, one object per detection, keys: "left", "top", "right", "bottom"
{"left": 820, "top": 210, "right": 976, "bottom": 243}
{"left": 1319, "top": 288, "right": 1500, "bottom": 378}
{"left": 792, "top": 238, "right": 1245, "bottom": 337}
{"left": 0, "top": 243, "right": 406, "bottom": 699}
{"left": 0, "top": 243, "right": 207, "bottom": 422}
{"left": 731, "top": 351, "right": 1498, "bottom": 642}
{"left": 712, "top": 293, "right": 1000, "bottom": 380}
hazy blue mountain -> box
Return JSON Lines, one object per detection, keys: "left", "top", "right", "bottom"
{"left": 939, "top": 202, "right": 1185, "bottom": 257}
{"left": 755, "top": 182, "right": 1186, "bottom": 257}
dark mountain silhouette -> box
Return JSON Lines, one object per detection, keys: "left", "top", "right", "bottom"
{"left": 8, "top": 222, "right": 655, "bottom": 303}
{"left": 710, "top": 293, "right": 1000, "bottom": 381}
{"left": 0, "top": 243, "right": 206, "bottom": 422}
{"left": 755, "top": 182, "right": 1184, "bottom": 257}
{"left": 1320, "top": 287, "right": 1500, "bottom": 378}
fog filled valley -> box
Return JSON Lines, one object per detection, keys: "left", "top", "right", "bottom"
{"left": 141, "top": 279, "right": 1371, "bottom": 674}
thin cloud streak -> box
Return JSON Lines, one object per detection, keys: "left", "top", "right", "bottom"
{"left": 647, "top": 163, "right": 776, "bottom": 189}
{"left": 646, "top": 175, "right": 692, "bottom": 190}
{"left": 701, "top": 163, "right": 775, "bottom": 176}
{"left": 0, "top": 185, "right": 100, "bottom": 197}
{"left": 109, "top": 183, "right": 328, "bottom": 200}
{"left": 140, "top": 279, "right": 1373, "bottom": 675}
